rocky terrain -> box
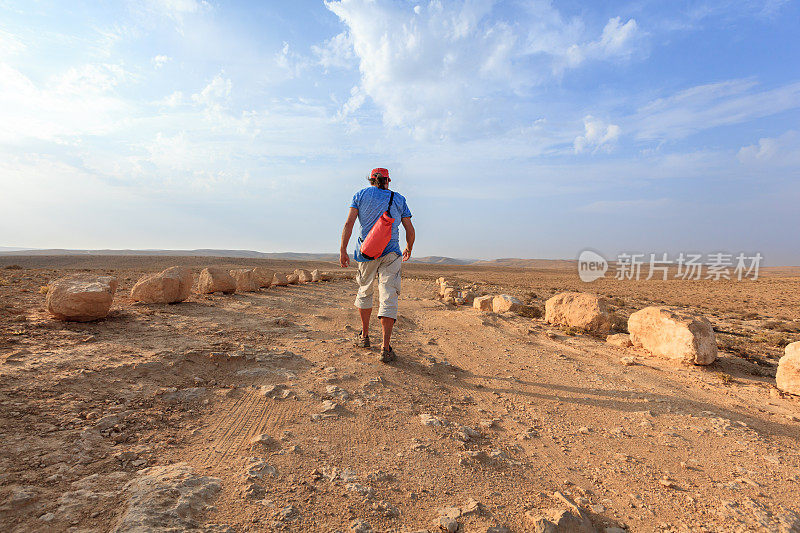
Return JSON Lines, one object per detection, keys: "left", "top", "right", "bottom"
{"left": 0, "top": 255, "right": 799, "bottom": 532}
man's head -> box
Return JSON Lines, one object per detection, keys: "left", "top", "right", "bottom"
{"left": 368, "top": 167, "right": 390, "bottom": 189}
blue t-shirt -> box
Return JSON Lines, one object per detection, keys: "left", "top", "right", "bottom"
{"left": 350, "top": 186, "right": 412, "bottom": 262}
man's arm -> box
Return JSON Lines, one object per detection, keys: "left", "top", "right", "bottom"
{"left": 401, "top": 216, "right": 415, "bottom": 262}
{"left": 339, "top": 207, "right": 358, "bottom": 268}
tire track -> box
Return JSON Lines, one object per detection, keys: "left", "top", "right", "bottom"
{"left": 199, "top": 388, "right": 304, "bottom": 469}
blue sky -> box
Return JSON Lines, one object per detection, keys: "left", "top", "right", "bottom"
{"left": 1, "top": 0, "right": 799, "bottom": 264}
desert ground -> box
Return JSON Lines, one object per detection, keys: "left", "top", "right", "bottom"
{"left": 1, "top": 255, "right": 799, "bottom": 533}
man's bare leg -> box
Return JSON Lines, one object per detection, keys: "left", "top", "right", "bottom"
{"left": 359, "top": 307, "right": 372, "bottom": 337}
{"left": 381, "top": 316, "right": 395, "bottom": 350}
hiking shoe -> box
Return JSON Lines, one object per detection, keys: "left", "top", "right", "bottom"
{"left": 354, "top": 331, "right": 370, "bottom": 348}
{"left": 379, "top": 346, "right": 396, "bottom": 363}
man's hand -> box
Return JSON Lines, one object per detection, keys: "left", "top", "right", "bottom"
{"left": 340, "top": 208, "right": 358, "bottom": 268}
{"left": 401, "top": 217, "right": 414, "bottom": 263}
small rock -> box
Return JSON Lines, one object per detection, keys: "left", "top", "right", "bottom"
{"left": 245, "top": 458, "right": 277, "bottom": 480}
{"left": 351, "top": 519, "right": 373, "bottom": 533}
{"left": 436, "top": 516, "right": 459, "bottom": 533}
{"left": 517, "top": 427, "right": 539, "bottom": 440}
{"left": 245, "top": 483, "right": 265, "bottom": 500}
{"left": 326, "top": 385, "right": 350, "bottom": 400}
{"left": 479, "top": 418, "right": 499, "bottom": 429}
{"left": 438, "top": 507, "right": 461, "bottom": 520}
{"left": 277, "top": 505, "right": 298, "bottom": 520}
{"left": 454, "top": 426, "right": 480, "bottom": 442}
{"left": 249, "top": 434, "right": 274, "bottom": 447}
{"left": 606, "top": 333, "right": 633, "bottom": 348}
{"left": 371, "top": 500, "right": 399, "bottom": 517}
{"left": 461, "top": 498, "right": 483, "bottom": 515}
{"left": 659, "top": 476, "right": 677, "bottom": 489}
{"left": 420, "top": 413, "right": 446, "bottom": 427}
{"left": 345, "top": 482, "right": 375, "bottom": 498}
{"left": 260, "top": 384, "right": 287, "bottom": 398}
{"left": 321, "top": 400, "right": 339, "bottom": 413}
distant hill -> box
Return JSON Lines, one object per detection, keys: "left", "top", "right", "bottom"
{"left": 0, "top": 248, "right": 475, "bottom": 265}
{"left": 0, "top": 248, "right": 583, "bottom": 267}
{"left": 408, "top": 256, "right": 474, "bottom": 265}
{"left": 0, "top": 249, "right": 339, "bottom": 262}
{"left": 471, "top": 258, "right": 577, "bottom": 269}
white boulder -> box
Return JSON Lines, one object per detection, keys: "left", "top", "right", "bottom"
{"left": 272, "top": 273, "right": 289, "bottom": 286}
{"left": 253, "top": 267, "right": 274, "bottom": 288}
{"left": 492, "top": 294, "right": 522, "bottom": 313}
{"left": 473, "top": 295, "right": 493, "bottom": 311}
{"left": 545, "top": 292, "right": 614, "bottom": 333}
{"left": 776, "top": 342, "right": 800, "bottom": 395}
{"left": 627, "top": 306, "right": 717, "bottom": 365}
{"left": 295, "top": 269, "right": 313, "bottom": 283}
{"left": 114, "top": 464, "right": 221, "bottom": 533}
{"left": 230, "top": 269, "right": 257, "bottom": 292}
{"left": 197, "top": 267, "right": 236, "bottom": 294}
{"left": 130, "top": 266, "right": 193, "bottom": 304}
{"left": 46, "top": 276, "right": 118, "bottom": 322}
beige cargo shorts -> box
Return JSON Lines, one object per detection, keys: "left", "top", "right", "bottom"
{"left": 354, "top": 252, "right": 402, "bottom": 320}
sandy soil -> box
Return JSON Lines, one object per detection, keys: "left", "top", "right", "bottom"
{"left": 1, "top": 256, "right": 799, "bottom": 532}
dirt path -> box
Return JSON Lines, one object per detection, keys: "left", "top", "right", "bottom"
{"left": 1, "top": 266, "right": 799, "bottom": 533}
{"left": 170, "top": 279, "right": 800, "bottom": 532}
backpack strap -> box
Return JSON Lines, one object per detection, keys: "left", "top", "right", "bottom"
{"left": 386, "top": 191, "right": 395, "bottom": 216}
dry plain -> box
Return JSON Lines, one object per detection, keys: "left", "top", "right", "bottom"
{"left": 1, "top": 255, "right": 799, "bottom": 532}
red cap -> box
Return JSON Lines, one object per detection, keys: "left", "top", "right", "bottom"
{"left": 371, "top": 167, "right": 390, "bottom": 180}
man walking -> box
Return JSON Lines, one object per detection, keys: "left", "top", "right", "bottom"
{"left": 340, "top": 167, "right": 415, "bottom": 363}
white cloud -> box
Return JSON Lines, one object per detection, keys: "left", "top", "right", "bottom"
{"left": 0, "top": 62, "right": 131, "bottom": 143}
{"left": 0, "top": 29, "right": 26, "bottom": 58}
{"left": 160, "top": 90, "right": 184, "bottom": 107}
{"left": 56, "top": 63, "right": 129, "bottom": 94}
{"left": 632, "top": 79, "right": 800, "bottom": 140}
{"left": 191, "top": 72, "right": 232, "bottom": 110}
{"left": 574, "top": 116, "right": 621, "bottom": 154}
{"left": 738, "top": 130, "right": 800, "bottom": 167}
{"left": 152, "top": 54, "right": 171, "bottom": 68}
{"left": 336, "top": 85, "right": 366, "bottom": 122}
{"left": 679, "top": 0, "right": 792, "bottom": 28}
{"left": 133, "top": 0, "right": 211, "bottom": 31}
{"left": 324, "top": 0, "right": 641, "bottom": 138}
{"left": 275, "top": 42, "right": 310, "bottom": 79}
{"left": 565, "top": 17, "right": 639, "bottom": 68}
{"left": 142, "top": 0, "right": 209, "bottom": 17}
{"left": 312, "top": 32, "right": 355, "bottom": 70}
